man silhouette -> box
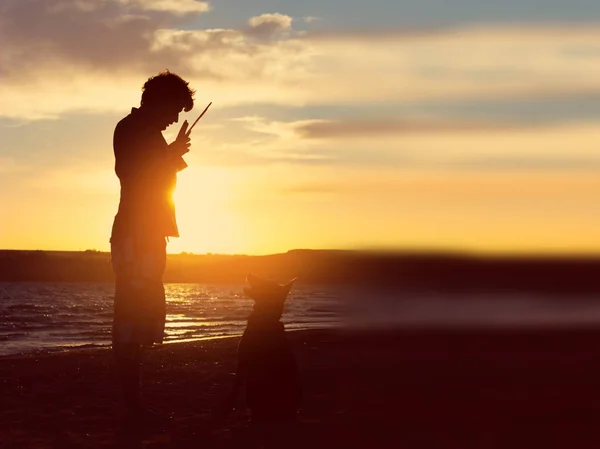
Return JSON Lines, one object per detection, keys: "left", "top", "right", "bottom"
{"left": 109, "top": 70, "right": 195, "bottom": 426}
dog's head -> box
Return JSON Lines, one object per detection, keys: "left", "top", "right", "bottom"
{"left": 243, "top": 273, "right": 297, "bottom": 319}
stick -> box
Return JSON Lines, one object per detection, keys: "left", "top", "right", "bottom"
{"left": 187, "top": 102, "right": 212, "bottom": 136}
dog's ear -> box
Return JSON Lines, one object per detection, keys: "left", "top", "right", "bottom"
{"left": 246, "top": 273, "right": 261, "bottom": 287}
{"left": 243, "top": 274, "right": 297, "bottom": 301}
{"left": 244, "top": 273, "right": 271, "bottom": 300}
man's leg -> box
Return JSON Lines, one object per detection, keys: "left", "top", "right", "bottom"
{"left": 111, "top": 238, "right": 144, "bottom": 424}
{"left": 113, "top": 342, "right": 142, "bottom": 418}
{"left": 111, "top": 236, "right": 166, "bottom": 429}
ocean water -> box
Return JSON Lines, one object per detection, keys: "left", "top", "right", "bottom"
{"left": 2, "top": 282, "right": 600, "bottom": 357}
{"left": 0, "top": 282, "right": 343, "bottom": 356}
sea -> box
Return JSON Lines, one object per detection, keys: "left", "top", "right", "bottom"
{"left": 2, "top": 282, "right": 600, "bottom": 356}
{"left": 0, "top": 282, "right": 343, "bottom": 357}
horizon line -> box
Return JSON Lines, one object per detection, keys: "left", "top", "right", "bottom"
{"left": 2, "top": 247, "right": 600, "bottom": 259}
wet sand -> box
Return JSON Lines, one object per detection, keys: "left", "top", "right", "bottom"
{"left": 2, "top": 327, "right": 600, "bottom": 448}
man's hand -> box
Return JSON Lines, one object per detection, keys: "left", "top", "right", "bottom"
{"left": 169, "top": 132, "right": 191, "bottom": 157}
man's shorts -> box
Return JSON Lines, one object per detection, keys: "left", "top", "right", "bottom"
{"left": 110, "top": 235, "right": 167, "bottom": 345}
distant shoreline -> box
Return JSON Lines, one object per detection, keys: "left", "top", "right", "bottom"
{"left": 1, "top": 248, "right": 600, "bottom": 293}
{"left": 3, "top": 247, "right": 600, "bottom": 258}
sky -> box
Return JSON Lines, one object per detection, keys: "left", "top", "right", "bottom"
{"left": 2, "top": 0, "right": 600, "bottom": 255}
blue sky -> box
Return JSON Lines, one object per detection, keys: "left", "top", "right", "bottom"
{"left": 195, "top": 0, "right": 600, "bottom": 28}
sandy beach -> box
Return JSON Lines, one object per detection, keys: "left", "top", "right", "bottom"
{"left": 2, "top": 327, "right": 600, "bottom": 448}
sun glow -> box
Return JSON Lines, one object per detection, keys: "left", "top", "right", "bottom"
{"left": 168, "top": 165, "right": 249, "bottom": 254}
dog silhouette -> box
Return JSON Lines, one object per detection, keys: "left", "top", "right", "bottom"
{"left": 228, "top": 274, "right": 302, "bottom": 448}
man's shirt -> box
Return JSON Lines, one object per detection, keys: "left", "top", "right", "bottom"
{"left": 111, "top": 107, "right": 187, "bottom": 242}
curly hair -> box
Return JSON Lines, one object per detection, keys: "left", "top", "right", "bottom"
{"left": 141, "top": 70, "right": 195, "bottom": 112}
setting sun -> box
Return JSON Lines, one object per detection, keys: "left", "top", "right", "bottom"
{"left": 170, "top": 165, "right": 249, "bottom": 254}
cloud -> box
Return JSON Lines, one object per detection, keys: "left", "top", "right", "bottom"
{"left": 446, "top": 156, "right": 600, "bottom": 171}
{"left": 245, "top": 13, "right": 294, "bottom": 40}
{"left": 0, "top": 1, "right": 314, "bottom": 119}
{"left": 293, "top": 118, "right": 535, "bottom": 139}
{"left": 197, "top": 140, "right": 335, "bottom": 168}
{"left": 5, "top": 3, "right": 600, "bottom": 121}
{"left": 0, "top": 0, "right": 186, "bottom": 72}
{"left": 178, "top": 116, "right": 336, "bottom": 167}
{"left": 302, "top": 16, "right": 321, "bottom": 24}
{"left": 301, "top": 23, "right": 600, "bottom": 104}
{"left": 0, "top": 1, "right": 295, "bottom": 77}
{"left": 216, "top": 115, "right": 600, "bottom": 172}
{"left": 120, "top": 0, "right": 209, "bottom": 15}
{"left": 46, "top": 0, "right": 209, "bottom": 15}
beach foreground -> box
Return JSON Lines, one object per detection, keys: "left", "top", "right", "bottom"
{"left": 2, "top": 328, "right": 600, "bottom": 448}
